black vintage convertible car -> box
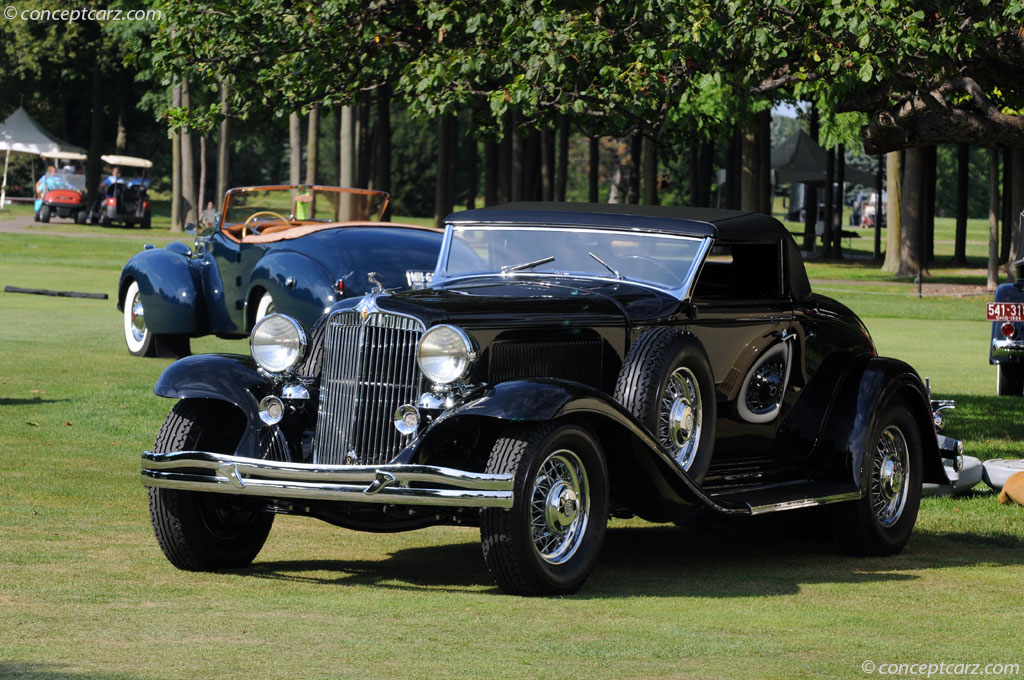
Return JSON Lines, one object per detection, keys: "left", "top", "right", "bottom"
{"left": 140, "top": 203, "right": 963, "bottom": 595}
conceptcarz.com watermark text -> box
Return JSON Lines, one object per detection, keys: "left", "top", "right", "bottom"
{"left": 3, "top": 5, "right": 161, "bottom": 21}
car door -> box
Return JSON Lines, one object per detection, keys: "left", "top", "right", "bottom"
{"left": 688, "top": 239, "right": 799, "bottom": 476}
{"left": 200, "top": 229, "right": 246, "bottom": 335}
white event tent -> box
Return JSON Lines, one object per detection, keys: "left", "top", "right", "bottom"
{"left": 0, "top": 106, "right": 87, "bottom": 209}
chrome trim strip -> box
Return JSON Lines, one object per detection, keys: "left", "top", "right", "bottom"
{"left": 141, "top": 450, "right": 515, "bottom": 509}
{"left": 746, "top": 491, "right": 861, "bottom": 516}
{"left": 992, "top": 338, "right": 1024, "bottom": 358}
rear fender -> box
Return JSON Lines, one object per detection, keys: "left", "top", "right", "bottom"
{"left": 812, "top": 356, "right": 946, "bottom": 488}
{"left": 154, "top": 354, "right": 273, "bottom": 458}
{"left": 411, "top": 379, "right": 747, "bottom": 519}
{"left": 118, "top": 248, "right": 203, "bottom": 335}
{"left": 247, "top": 251, "right": 337, "bottom": 330}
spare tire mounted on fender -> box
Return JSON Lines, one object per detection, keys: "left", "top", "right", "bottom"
{"left": 614, "top": 327, "right": 717, "bottom": 483}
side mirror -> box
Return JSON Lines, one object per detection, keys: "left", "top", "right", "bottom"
{"left": 185, "top": 223, "right": 197, "bottom": 236}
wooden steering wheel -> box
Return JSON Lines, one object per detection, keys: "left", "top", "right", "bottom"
{"left": 242, "top": 211, "right": 289, "bottom": 238}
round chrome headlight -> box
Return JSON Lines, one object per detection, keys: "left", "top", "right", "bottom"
{"left": 250, "top": 313, "right": 307, "bottom": 374}
{"left": 417, "top": 324, "right": 475, "bottom": 385}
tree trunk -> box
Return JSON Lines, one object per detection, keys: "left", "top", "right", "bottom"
{"left": 922, "top": 145, "right": 936, "bottom": 262}
{"left": 952, "top": 143, "right": 968, "bottom": 265}
{"left": 724, "top": 126, "right": 738, "bottom": 209}
{"left": 356, "top": 95, "right": 371, "bottom": 188}
{"left": 484, "top": 140, "right": 498, "bottom": 206}
{"left": 170, "top": 82, "right": 181, "bottom": 232}
{"left": 541, "top": 126, "right": 554, "bottom": 201}
{"left": 374, "top": 87, "right": 391, "bottom": 220}
{"left": 305, "top": 104, "right": 320, "bottom": 185}
{"left": 1002, "top": 148, "right": 1013, "bottom": 263}
{"left": 115, "top": 86, "right": 128, "bottom": 154}
{"left": 833, "top": 143, "right": 845, "bottom": 258}
{"left": 524, "top": 129, "right": 541, "bottom": 200}
{"left": 180, "top": 77, "right": 197, "bottom": 227}
{"left": 289, "top": 112, "right": 301, "bottom": 186}
{"left": 642, "top": 135, "right": 658, "bottom": 205}
{"left": 822, "top": 146, "right": 835, "bottom": 258}
{"left": 588, "top": 136, "right": 599, "bottom": 202}
{"left": 740, "top": 124, "right": 758, "bottom": 212}
{"left": 216, "top": 82, "right": 230, "bottom": 203}
{"left": 697, "top": 140, "right": 714, "bottom": 208}
{"left": 898, "top": 146, "right": 925, "bottom": 277}
{"left": 465, "top": 128, "right": 477, "bottom": 210}
{"left": 626, "top": 134, "right": 641, "bottom": 204}
{"left": 758, "top": 110, "right": 772, "bottom": 214}
{"left": 434, "top": 115, "right": 456, "bottom": 228}
{"left": 510, "top": 114, "right": 523, "bottom": 201}
{"left": 555, "top": 115, "right": 569, "bottom": 202}
{"left": 688, "top": 139, "right": 699, "bottom": 206}
{"left": 339, "top": 105, "right": 354, "bottom": 187}
{"left": 1009, "top": 148, "right": 1024, "bottom": 280}
{"left": 87, "top": 68, "right": 104, "bottom": 220}
{"left": 803, "top": 184, "right": 817, "bottom": 252}
{"left": 874, "top": 156, "right": 884, "bottom": 260}
{"left": 989, "top": 148, "right": 1001, "bottom": 290}
{"left": 498, "top": 113, "right": 512, "bottom": 204}
{"left": 198, "top": 135, "right": 207, "bottom": 218}
{"left": 882, "top": 151, "right": 903, "bottom": 272}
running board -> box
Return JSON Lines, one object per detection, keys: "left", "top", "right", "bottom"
{"left": 708, "top": 482, "right": 861, "bottom": 516}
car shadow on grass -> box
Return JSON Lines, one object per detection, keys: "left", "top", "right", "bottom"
{"left": 940, "top": 393, "right": 1024, "bottom": 444}
{"left": 0, "top": 662, "right": 150, "bottom": 680}
{"left": 242, "top": 508, "right": 1024, "bottom": 597}
{"left": 0, "top": 398, "right": 71, "bottom": 406}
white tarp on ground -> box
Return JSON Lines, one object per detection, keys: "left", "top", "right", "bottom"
{"left": 0, "top": 106, "right": 87, "bottom": 208}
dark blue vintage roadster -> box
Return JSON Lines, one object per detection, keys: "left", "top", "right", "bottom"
{"left": 117, "top": 185, "right": 442, "bottom": 357}
{"left": 139, "top": 203, "right": 964, "bottom": 595}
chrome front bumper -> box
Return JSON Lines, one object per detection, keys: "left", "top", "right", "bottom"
{"left": 992, "top": 338, "right": 1024, "bottom": 359}
{"left": 141, "top": 451, "right": 514, "bottom": 509}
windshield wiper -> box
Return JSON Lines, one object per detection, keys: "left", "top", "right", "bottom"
{"left": 588, "top": 252, "right": 622, "bottom": 280}
{"left": 502, "top": 255, "right": 555, "bottom": 273}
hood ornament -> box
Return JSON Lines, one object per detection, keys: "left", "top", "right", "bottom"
{"left": 368, "top": 271, "right": 384, "bottom": 294}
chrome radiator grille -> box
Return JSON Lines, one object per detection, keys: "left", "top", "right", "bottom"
{"left": 313, "top": 309, "right": 425, "bottom": 466}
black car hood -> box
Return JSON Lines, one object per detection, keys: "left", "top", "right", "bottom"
{"left": 372, "top": 277, "right": 682, "bottom": 327}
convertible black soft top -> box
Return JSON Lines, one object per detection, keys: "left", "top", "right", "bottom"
{"left": 446, "top": 202, "right": 790, "bottom": 243}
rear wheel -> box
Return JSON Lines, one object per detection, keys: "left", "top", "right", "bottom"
{"left": 480, "top": 423, "right": 609, "bottom": 596}
{"left": 997, "top": 363, "right": 1024, "bottom": 396}
{"left": 38, "top": 205, "right": 50, "bottom": 222}
{"left": 148, "top": 401, "right": 274, "bottom": 570}
{"left": 142, "top": 210, "right": 152, "bottom": 229}
{"left": 75, "top": 209, "right": 87, "bottom": 224}
{"left": 836, "top": 396, "right": 923, "bottom": 556}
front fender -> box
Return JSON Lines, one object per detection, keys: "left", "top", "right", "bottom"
{"left": 247, "top": 251, "right": 337, "bottom": 330}
{"left": 413, "top": 379, "right": 747, "bottom": 519}
{"left": 119, "top": 247, "right": 202, "bottom": 335}
{"left": 813, "top": 356, "right": 946, "bottom": 488}
{"left": 154, "top": 354, "right": 274, "bottom": 458}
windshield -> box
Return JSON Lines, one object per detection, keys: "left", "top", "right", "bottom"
{"left": 439, "top": 225, "right": 707, "bottom": 295}
{"left": 222, "top": 186, "right": 388, "bottom": 226}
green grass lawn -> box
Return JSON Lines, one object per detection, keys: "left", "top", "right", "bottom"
{"left": 1, "top": 230, "right": 1023, "bottom": 679}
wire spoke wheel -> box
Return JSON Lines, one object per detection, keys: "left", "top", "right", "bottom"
{"left": 871, "top": 425, "right": 910, "bottom": 527}
{"left": 528, "top": 450, "right": 590, "bottom": 565}
{"left": 658, "top": 367, "right": 702, "bottom": 470}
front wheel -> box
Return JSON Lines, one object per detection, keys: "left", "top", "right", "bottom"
{"left": 75, "top": 209, "right": 88, "bottom": 224}
{"left": 480, "top": 422, "right": 609, "bottom": 596}
{"left": 997, "top": 363, "right": 1024, "bottom": 396}
{"left": 254, "top": 291, "right": 275, "bottom": 325}
{"left": 38, "top": 205, "right": 50, "bottom": 222}
{"left": 836, "top": 396, "right": 923, "bottom": 556}
{"left": 122, "top": 280, "right": 191, "bottom": 358}
{"left": 148, "top": 401, "right": 274, "bottom": 570}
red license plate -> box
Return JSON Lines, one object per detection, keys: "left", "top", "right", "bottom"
{"left": 987, "top": 302, "right": 1024, "bottom": 321}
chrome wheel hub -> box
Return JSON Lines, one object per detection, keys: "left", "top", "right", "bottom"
{"left": 871, "top": 425, "right": 910, "bottom": 526}
{"left": 130, "top": 292, "right": 146, "bottom": 342}
{"left": 530, "top": 450, "right": 590, "bottom": 564}
{"left": 659, "top": 367, "right": 702, "bottom": 470}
